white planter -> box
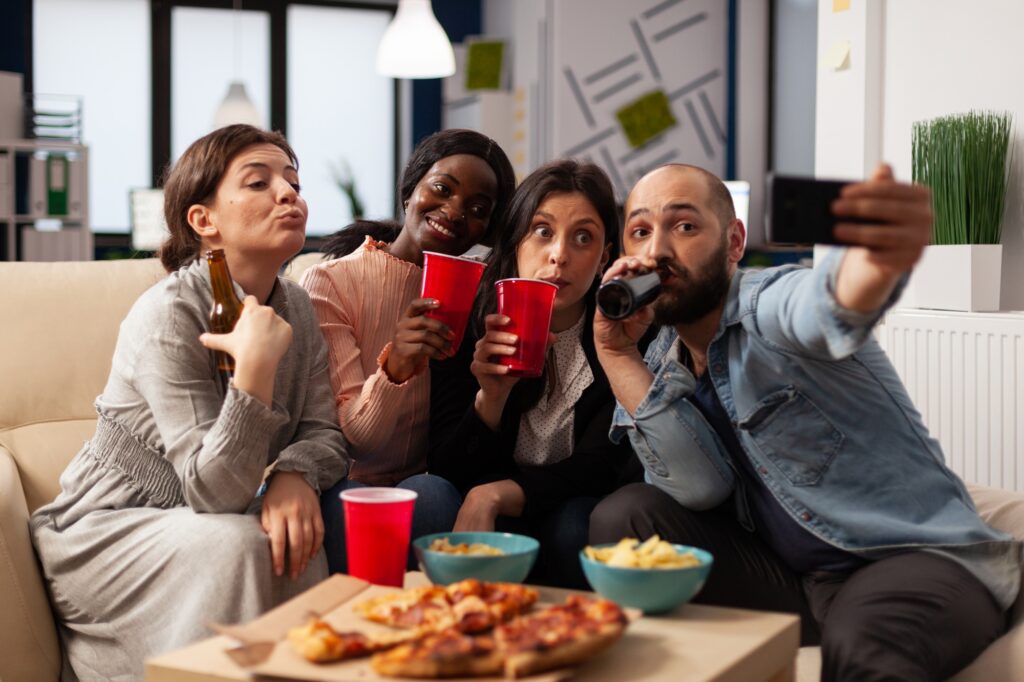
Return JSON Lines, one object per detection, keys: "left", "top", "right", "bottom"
{"left": 898, "top": 244, "right": 1003, "bottom": 312}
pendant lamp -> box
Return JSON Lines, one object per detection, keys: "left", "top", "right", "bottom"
{"left": 376, "top": 0, "right": 456, "bottom": 79}
{"left": 213, "top": 81, "right": 261, "bottom": 128}
{"left": 213, "top": 0, "right": 262, "bottom": 128}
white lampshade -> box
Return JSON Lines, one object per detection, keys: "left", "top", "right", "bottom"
{"left": 213, "top": 81, "right": 262, "bottom": 129}
{"left": 376, "top": 0, "right": 455, "bottom": 79}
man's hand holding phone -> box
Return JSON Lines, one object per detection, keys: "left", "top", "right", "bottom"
{"left": 831, "top": 164, "right": 933, "bottom": 313}
{"left": 831, "top": 164, "right": 933, "bottom": 274}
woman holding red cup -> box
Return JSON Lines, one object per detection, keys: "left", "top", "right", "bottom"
{"left": 428, "top": 159, "right": 649, "bottom": 588}
{"left": 301, "top": 130, "right": 515, "bottom": 575}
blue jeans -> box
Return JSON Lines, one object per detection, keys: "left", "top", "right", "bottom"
{"left": 321, "top": 474, "right": 462, "bottom": 574}
{"left": 496, "top": 496, "right": 598, "bottom": 590}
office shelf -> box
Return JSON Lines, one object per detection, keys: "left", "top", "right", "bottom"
{"left": 0, "top": 138, "right": 90, "bottom": 261}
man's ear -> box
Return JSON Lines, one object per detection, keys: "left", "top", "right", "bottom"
{"left": 727, "top": 218, "right": 747, "bottom": 264}
{"left": 187, "top": 203, "right": 217, "bottom": 239}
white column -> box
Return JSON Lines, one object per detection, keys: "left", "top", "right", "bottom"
{"left": 813, "top": 0, "right": 884, "bottom": 265}
{"left": 814, "top": 0, "right": 884, "bottom": 179}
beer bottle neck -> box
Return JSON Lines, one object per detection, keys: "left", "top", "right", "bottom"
{"left": 207, "top": 254, "right": 242, "bottom": 306}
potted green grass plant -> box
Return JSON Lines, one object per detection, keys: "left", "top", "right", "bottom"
{"left": 902, "top": 110, "right": 1012, "bottom": 311}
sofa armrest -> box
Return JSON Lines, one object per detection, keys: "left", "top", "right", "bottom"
{"left": 967, "top": 483, "right": 1024, "bottom": 626}
{"left": 0, "top": 446, "right": 61, "bottom": 682}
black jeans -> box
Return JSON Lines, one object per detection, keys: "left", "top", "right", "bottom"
{"left": 498, "top": 496, "right": 598, "bottom": 590}
{"left": 590, "top": 483, "right": 1007, "bottom": 682}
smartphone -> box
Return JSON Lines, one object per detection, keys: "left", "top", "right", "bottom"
{"left": 765, "top": 173, "right": 863, "bottom": 245}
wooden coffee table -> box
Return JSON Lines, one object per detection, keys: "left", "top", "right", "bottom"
{"left": 147, "top": 573, "right": 799, "bottom": 682}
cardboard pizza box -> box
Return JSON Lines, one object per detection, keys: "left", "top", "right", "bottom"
{"left": 145, "top": 572, "right": 799, "bottom": 682}
{"left": 147, "top": 572, "right": 570, "bottom": 682}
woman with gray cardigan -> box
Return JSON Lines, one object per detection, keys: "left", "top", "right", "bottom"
{"left": 30, "top": 124, "right": 350, "bottom": 681}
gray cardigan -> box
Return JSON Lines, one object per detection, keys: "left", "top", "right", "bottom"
{"left": 49, "top": 257, "right": 350, "bottom": 514}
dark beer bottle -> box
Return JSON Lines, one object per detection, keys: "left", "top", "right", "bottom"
{"left": 205, "top": 249, "right": 244, "bottom": 374}
{"left": 597, "top": 271, "right": 662, "bottom": 320}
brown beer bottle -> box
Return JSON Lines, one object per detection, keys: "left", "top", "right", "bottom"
{"left": 205, "top": 249, "right": 244, "bottom": 373}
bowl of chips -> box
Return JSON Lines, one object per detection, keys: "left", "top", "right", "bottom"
{"left": 413, "top": 532, "right": 539, "bottom": 585}
{"left": 579, "top": 536, "right": 713, "bottom": 613}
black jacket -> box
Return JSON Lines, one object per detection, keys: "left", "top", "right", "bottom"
{"left": 428, "top": 306, "right": 647, "bottom": 521}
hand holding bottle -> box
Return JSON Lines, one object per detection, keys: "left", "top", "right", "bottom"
{"left": 200, "top": 295, "right": 293, "bottom": 405}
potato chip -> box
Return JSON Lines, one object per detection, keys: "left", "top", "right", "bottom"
{"left": 428, "top": 537, "right": 505, "bottom": 556}
{"left": 584, "top": 535, "right": 701, "bottom": 569}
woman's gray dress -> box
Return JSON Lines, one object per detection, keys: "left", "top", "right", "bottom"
{"left": 30, "top": 259, "right": 350, "bottom": 681}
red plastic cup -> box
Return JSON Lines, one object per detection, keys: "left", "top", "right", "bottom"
{"left": 495, "top": 278, "right": 559, "bottom": 378}
{"left": 340, "top": 487, "right": 417, "bottom": 587}
{"left": 421, "top": 251, "right": 487, "bottom": 353}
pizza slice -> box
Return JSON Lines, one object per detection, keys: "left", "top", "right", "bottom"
{"left": 370, "top": 629, "right": 504, "bottom": 678}
{"left": 352, "top": 580, "right": 540, "bottom": 634}
{"left": 446, "top": 579, "right": 540, "bottom": 631}
{"left": 369, "top": 595, "right": 629, "bottom": 679}
{"left": 353, "top": 585, "right": 457, "bottom": 631}
{"left": 287, "top": 618, "right": 424, "bottom": 663}
{"left": 495, "top": 595, "right": 629, "bottom": 678}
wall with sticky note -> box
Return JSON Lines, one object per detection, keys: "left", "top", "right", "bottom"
{"left": 479, "top": 0, "right": 775, "bottom": 244}
{"left": 476, "top": 0, "right": 731, "bottom": 201}
{"left": 550, "top": 0, "right": 730, "bottom": 200}
{"left": 815, "top": 0, "right": 1024, "bottom": 309}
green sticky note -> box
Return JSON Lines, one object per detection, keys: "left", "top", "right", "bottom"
{"left": 465, "top": 41, "right": 505, "bottom": 91}
{"left": 616, "top": 90, "right": 677, "bottom": 149}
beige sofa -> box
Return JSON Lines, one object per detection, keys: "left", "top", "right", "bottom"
{"left": 1, "top": 258, "right": 1021, "bottom": 681}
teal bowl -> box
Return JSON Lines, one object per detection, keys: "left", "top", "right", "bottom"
{"left": 413, "top": 532, "right": 539, "bottom": 585}
{"left": 579, "top": 543, "right": 713, "bottom": 614}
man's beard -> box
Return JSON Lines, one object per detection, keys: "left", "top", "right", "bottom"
{"left": 651, "top": 240, "right": 732, "bottom": 326}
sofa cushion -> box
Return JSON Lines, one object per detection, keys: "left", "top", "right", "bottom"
{"left": 0, "top": 259, "right": 165, "bottom": 436}
{"left": 0, "top": 259, "right": 165, "bottom": 513}
{"left": 0, "top": 420, "right": 97, "bottom": 514}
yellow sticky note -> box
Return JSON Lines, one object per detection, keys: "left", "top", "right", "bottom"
{"left": 833, "top": 0, "right": 850, "bottom": 12}
{"left": 822, "top": 40, "right": 851, "bottom": 71}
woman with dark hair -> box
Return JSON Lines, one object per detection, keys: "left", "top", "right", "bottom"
{"left": 300, "top": 129, "right": 515, "bottom": 574}
{"left": 29, "top": 124, "right": 349, "bottom": 680}
{"left": 428, "top": 159, "right": 645, "bottom": 588}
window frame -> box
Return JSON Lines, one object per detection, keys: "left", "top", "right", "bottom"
{"left": 151, "top": 0, "right": 401, "bottom": 201}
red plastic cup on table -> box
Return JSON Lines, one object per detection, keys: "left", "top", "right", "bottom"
{"left": 421, "top": 251, "right": 487, "bottom": 354}
{"left": 340, "top": 488, "right": 418, "bottom": 587}
{"left": 494, "top": 278, "right": 559, "bottom": 378}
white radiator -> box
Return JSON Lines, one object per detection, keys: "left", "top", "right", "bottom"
{"left": 876, "top": 309, "right": 1024, "bottom": 492}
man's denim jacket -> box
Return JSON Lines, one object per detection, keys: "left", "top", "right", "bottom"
{"left": 611, "top": 251, "right": 1021, "bottom": 609}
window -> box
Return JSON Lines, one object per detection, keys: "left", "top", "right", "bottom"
{"left": 287, "top": 5, "right": 395, "bottom": 235}
{"left": 171, "top": 6, "right": 271, "bottom": 163}
{"left": 33, "top": 0, "right": 150, "bottom": 232}
{"left": 33, "top": 1, "right": 399, "bottom": 238}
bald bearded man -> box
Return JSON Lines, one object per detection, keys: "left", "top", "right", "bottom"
{"left": 590, "top": 164, "right": 1018, "bottom": 681}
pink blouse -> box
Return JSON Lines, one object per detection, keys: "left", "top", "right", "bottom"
{"left": 300, "top": 238, "right": 429, "bottom": 485}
